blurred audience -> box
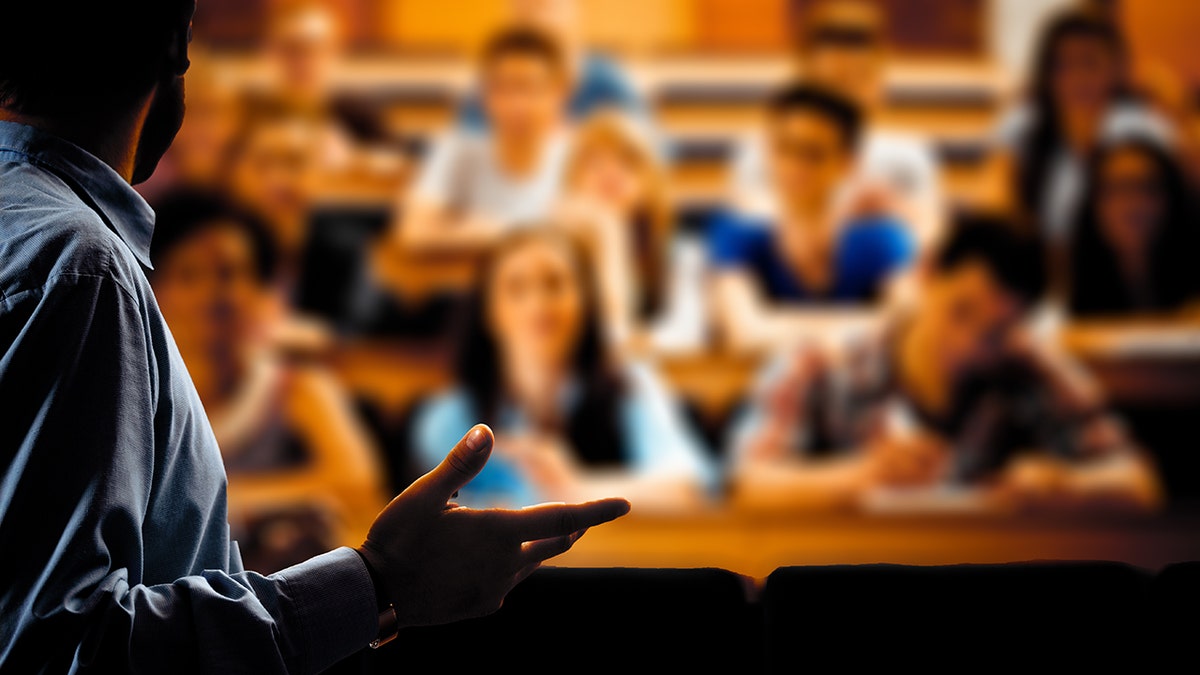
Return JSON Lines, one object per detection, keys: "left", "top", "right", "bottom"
{"left": 1066, "top": 138, "right": 1200, "bottom": 317}
{"left": 458, "top": 0, "right": 647, "bottom": 130}
{"left": 732, "top": 0, "right": 943, "bottom": 243}
{"left": 710, "top": 84, "right": 916, "bottom": 351}
{"left": 555, "top": 112, "right": 701, "bottom": 346}
{"left": 137, "top": 51, "right": 243, "bottom": 203}
{"left": 729, "top": 215, "right": 1162, "bottom": 514}
{"left": 131, "top": 0, "right": 1200, "bottom": 526}
{"left": 224, "top": 103, "right": 322, "bottom": 282}
{"left": 397, "top": 27, "right": 572, "bottom": 255}
{"left": 149, "top": 190, "right": 385, "bottom": 568}
{"left": 413, "top": 229, "right": 713, "bottom": 512}
{"left": 985, "top": 8, "right": 1174, "bottom": 243}
{"left": 260, "top": 0, "right": 402, "bottom": 169}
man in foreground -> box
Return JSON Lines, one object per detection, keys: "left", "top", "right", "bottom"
{"left": 0, "top": 2, "right": 628, "bottom": 672}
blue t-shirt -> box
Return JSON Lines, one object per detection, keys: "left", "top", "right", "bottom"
{"left": 708, "top": 211, "right": 915, "bottom": 303}
{"left": 459, "top": 52, "right": 647, "bottom": 130}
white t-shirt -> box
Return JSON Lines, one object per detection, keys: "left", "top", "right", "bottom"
{"left": 730, "top": 129, "right": 943, "bottom": 223}
{"left": 411, "top": 130, "right": 571, "bottom": 228}
{"left": 993, "top": 101, "right": 1175, "bottom": 241}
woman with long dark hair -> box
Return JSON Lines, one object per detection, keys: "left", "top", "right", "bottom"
{"left": 412, "top": 229, "right": 713, "bottom": 511}
{"left": 1067, "top": 138, "right": 1200, "bottom": 317}
{"left": 984, "top": 8, "right": 1174, "bottom": 241}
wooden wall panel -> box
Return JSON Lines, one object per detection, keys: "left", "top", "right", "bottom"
{"left": 1121, "top": 0, "right": 1200, "bottom": 88}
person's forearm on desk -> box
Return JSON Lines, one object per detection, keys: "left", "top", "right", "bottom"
{"left": 1061, "top": 452, "right": 1164, "bottom": 512}
{"left": 730, "top": 457, "right": 872, "bottom": 512}
{"left": 714, "top": 274, "right": 880, "bottom": 352}
{"left": 394, "top": 197, "right": 504, "bottom": 255}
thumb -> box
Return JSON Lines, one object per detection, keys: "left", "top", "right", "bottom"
{"left": 413, "top": 424, "right": 494, "bottom": 508}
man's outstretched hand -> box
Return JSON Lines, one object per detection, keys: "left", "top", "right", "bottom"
{"left": 356, "top": 424, "right": 631, "bottom": 628}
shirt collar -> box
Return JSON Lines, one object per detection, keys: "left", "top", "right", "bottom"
{"left": 0, "top": 120, "right": 156, "bottom": 268}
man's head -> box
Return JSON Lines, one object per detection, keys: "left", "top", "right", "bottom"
{"left": 796, "top": 0, "right": 888, "bottom": 109}
{"left": 0, "top": 0, "right": 196, "bottom": 183}
{"left": 766, "top": 83, "right": 862, "bottom": 214}
{"left": 906, "top": 215, "right": 1049, "bottom": 383}
{"left": 479, "top": 27, "right": 570, "bottom": 142}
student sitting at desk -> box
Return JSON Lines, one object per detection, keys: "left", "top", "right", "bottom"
{"left": 555, "top": 112, "right": 700, "bottom": 346}
{"left": 731, "top": 0, "right": 943, "bottom": 244}
{"left": 458, "top": 0, "right": 647, "bottom": 130}
{"left": 1066, "top": 138, "right": 1200, "bottom": 318}
{"left": 149, "top": 191, "right": 385, "bottom": 569}
{"left": 413, "top": 229, "right": 712, "bottom": 512}
{"left": 729, "top": 216, "right": 1162, "bottom": 514}
{"left": 397, "top": 27, "right": 572, "bottom": 255}
{"left": 981, "top": 8, "right": 1174, "bottom": 244}
{"left": 710, "top": 84, "right": 915, "bottom": 351}
{"left": 224, "top": 102, "right": 321, "bottom": 288}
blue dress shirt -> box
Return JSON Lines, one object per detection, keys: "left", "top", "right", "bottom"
{"left": 708, "top": 210, "right": 916, "bottom": 303}
{"left": 0, "top": 121, "right": 376, "bottom": 673}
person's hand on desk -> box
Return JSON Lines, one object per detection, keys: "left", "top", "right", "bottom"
{"left": 356, "top": 424, "right": 630, "bottom": 628}
{"left": 991, "top": 454, "right": 1079, "bottom": 512}
{"left": 863, "top": 432, "right": 951, "bottom": 489}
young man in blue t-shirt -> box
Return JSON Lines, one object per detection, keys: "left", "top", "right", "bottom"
{"left": 709, "top": 84, "right": 915, "bottom": 351}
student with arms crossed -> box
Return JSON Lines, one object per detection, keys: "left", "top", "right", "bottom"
{"left": 728, "top": 216, "right": 1161, "bottom": 514}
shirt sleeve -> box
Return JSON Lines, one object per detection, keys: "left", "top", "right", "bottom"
{"left": 707, "top": 211, "right": 762, "bottom": 270}
{"left": 991, "top": 103, "right": 1034, "bottom": 151}
{"left": 728, "top": 349, "right": 823, "bottom": 468}
{"left": 455, "top": 91, "right": 489, "bottom": 131}
{"left": 583, "top": 54, "right": 649, "bottom": 116}
{"left": 410, "top": 132, "right": 463, "bottom": 208}
{"left": 0, "top": 274, "right": 377, "bottom": 674}
{"left": 729, "top": 134, "right": 776, "bottom": 216}
{"left": 621, "top": 363, "right": 717, "bottom": 491}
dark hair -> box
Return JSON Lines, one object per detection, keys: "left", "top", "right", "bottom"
{"left": 479, "top": 26, "right": 568, "bottom": 79}
{"left": 149, "top": 189, "right": 279, "bottom": 284}
{"left": 454, "top": 229, "right": 627, "bottom": 467}
{"left": 933, "top": 213, "right": 1049, "bottom": 308}
{"left": 1016, "top": 8, "right": 1131, "bottom": 218}
{"left": 0, "top": 1, "right": 194, "bottom": 116}
{"left": 1068, "top": 139, "right": 1200, "bottom": 316}
{"left": 767, "top": 83, "right": 864, "bottom": 151}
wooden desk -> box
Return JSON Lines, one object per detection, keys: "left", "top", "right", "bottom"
{"left": 551, "top": 511, "right": 1200, "bottom": 580}
{"left": 1060, "top": 321, "right": 1200, "bottom": 406}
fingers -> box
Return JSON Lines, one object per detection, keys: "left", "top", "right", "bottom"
{"left": 513, "top": 561, "right": 542, "bottom": 586}
{"left": 499, "top": 498, "right": 630, "bottom": 542}
{"left": 520, "top": 528, "right": 588, "bottom": 565}
{"left": 408, "top": 425, "right": 494, "bottom": 509}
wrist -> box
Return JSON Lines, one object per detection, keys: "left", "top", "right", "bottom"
{"left": 354, "top": 545, "right": 392, "bottom": 611}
